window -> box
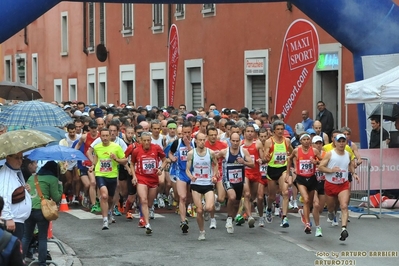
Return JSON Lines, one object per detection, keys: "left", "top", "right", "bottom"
{"left": 15, "top": 53, "right": 26, "bottom": 84}
{"left": 122, "top": 3, "right": 133, "bottom": 36}
{"left": 4, "top": 55, "right": 12, "bottom": 82}
{"left": 68, "top": 78, "right": 77, "bottom": 101}
{"left": 54, "top": 79, "right": 62, "bottom": 102}
{"left": 175, "top": 4, "right": 185, "bottom": 18}
{"left": 150, "top": 62, "right": 166, "bottom": 107}
{"left": 184, "top": 59, "right": 204, "bottom": 111}
{"left": 120, "top": 64, "right": 135, "bottom": 105}
{"left": 61, "top": 12, "right": 68, "bottom": 56}
{"left": 99, "top": 3, "right": 105, "bottom": 45}
{"left": 98, "top": 67, "right": 107, "bottom": 104}
{"left": 32, "top": 54, "right": 38, "bottom": 89}
{"left": 202, "top": 3, "right": 215, "bottom": 15}
{"left": 152, "top": 4, "right": 163, "bottom": 32}
{"left": 88, "top": 3, "right": 95, "bottom": 51}
{"left": 87, "top": 68, "right": 96, "bottom": 104}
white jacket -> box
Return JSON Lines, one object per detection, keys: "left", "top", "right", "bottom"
{"left": 0, "top": 164, "right": 32, "bottom": 223}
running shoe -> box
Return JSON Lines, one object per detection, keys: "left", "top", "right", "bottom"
{"left": 153, "top": 199, "right": 159, "bottom": 208}
{"left": 258, "top": 217, "right": 265, "bottom": 227}
{"left": 102, "top": 220, "right": 109, "bottom": 230}
{"left": 150, "top": 207, "right": 155, "bottom": 220}
{"left": 327, "top": 212, "right": 335, "bottom": 222}
{"left": 113, "top": 205, "right": 122, "bottom": 216}
{"left": 288, "top": 201, "right": 294, "bottom": 209}
{"left": 91, "top": 204, "right": 101, "bottom": 213}
{"left": 315, "top": 227, "right": 323, "bottom": 237}
{"left": 214, "top": 202, "right": 221, "bottom": 211}
{"left": 274, "top": 205, "right": 280, "bottom": 216}
{"left": 266, "top": 211, "right": 273, "bottom": 223}
{"left": 180, "top": 221, "right": 189, "bottom": 234}
{"left": 225, "top": 217, "right": 234, "bottom": 234}
{"left": 198, "top": 230, "right": 206, "bottom": 241}
{"left": 209, "top": 218, "right": 217, "bottom": 229}
{"left": 298, "top": 208, "right": 306, "bottom": 225}
{"left": 108, "top": 211, "right": 116, "bottom": 223}
{"left": 204, "top": 210, "right": 210, "bottom": 221}
{"left": 304, "top": 223, "right": 311, "bottom": 234}
{"left": 158, "top": 197, "right": 165, "bottom": 208}
{"left": 172, "top": 200, "right": 178, "bottom": 207}
{"left": 332, "top": 216, "right": 339, "bottom": 226}
{"left": 175, "top": 206, "right": 180, "bottom": 214}
{"left": 145, "top": 224, "right": 153, "bottom": 235}
{"left": 138, "top": 217, "right": 146, "bottom": 228}
{"left": 293, "top": 200, "right": 299, "bottom": 209}
{"left": 126, "top": 211, "right": 134, "bottom": 220}
{"left": 235, "top": 214, "right": 245, "bottom": 226}
{"left": 248, "top": 216, "right": 255, "bottom": 228}
{"left": 71, "top": 195, "right": 79, "bottom": 205}
{"left": 340, "top": 228, "right": 349, "bottom": 241}
{"left": 280, "top": 217, "right": 289, "bottom": 228}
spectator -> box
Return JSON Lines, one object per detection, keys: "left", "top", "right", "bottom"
{"left": 316, "top": 101, "right": 334, "bottom": 138}
{"left": 301, "top": 110, "right": 313, "bottom": 130}
{"left": 22, "top": 161, "right": 63, "bottom": 266}
{"left": 0, "top": 196, "right": 25, "bottom": 266}
{"left": 369, "top": 117, "right": 389, "bottom": 149}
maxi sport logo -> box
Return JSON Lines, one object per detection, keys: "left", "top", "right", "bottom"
{"left": 274, "top": 19, "right": 319, "bottom": 120}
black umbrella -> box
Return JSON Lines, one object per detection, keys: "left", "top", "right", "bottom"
{"left": 369, "top": 103, "right": 399, "bottom": 122}
{"left": 0, "top": 80, "right": 42, "bottom": 100}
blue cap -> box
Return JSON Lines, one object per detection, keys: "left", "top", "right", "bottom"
{"left": 306, "top": 128, "right": 316, "bottom": 135}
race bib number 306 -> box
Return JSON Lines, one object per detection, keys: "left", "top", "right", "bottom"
{"left": 142, "top": 159, "right": 157, "bottom": 174}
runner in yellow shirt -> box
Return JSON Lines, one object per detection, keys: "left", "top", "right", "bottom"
{"left": 92, "top": 128, "right": 127, "bottom": 230}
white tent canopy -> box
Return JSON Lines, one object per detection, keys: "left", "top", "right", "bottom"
{"left": 345, "top": 65, "right": 399, "bottom": 104}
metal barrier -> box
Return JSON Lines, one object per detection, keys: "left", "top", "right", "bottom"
{"left": 350, "top": 157, "right": 379, "bottom": 219}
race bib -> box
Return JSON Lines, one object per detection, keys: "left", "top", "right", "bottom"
{"left": 274, "top": 152, "right": 286, "bottom": 165}
{"left": 142, "top": 158, "right": 157, "bottom": 174}
{"left": 299, "top": 160, "right": 314, "bottom": 175}
{"left": 332, "top": 171, "right": 346, "bottom": 184}
{"left": 100, "top": 159, "right": 112, "bottom": 172}
{"left": 193, "top": 165, "right": 210, "bottom": 179}
{"left": 315, "top": 169, "right": 325, "bottom": 181}
{"left": 228, "top": 169, "right": 243, "bottom": 184}
{"left": 260, "top": 164, "right": 267, "bottom": 177}
{"left": 179, "top": 147, "right": 189, "bottom": 161}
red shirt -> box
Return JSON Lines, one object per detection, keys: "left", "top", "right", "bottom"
{"left": 241, "top": 139, "right": 260, "bottom": 177}
{"left": 205, "top": 140, "right": 227, "bottom": 177}
{"left": 83, "top": 132, "right": 99, "bottom": 166}
{"left": 295, "top": 146, "right": 316, "bottom": 177}
{"left": 131, "top": 144, "right": 165, "bottom": 181}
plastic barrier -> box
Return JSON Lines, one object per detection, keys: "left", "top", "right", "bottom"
{"left": 350, "top": 157, "right": 379, "bottom": 219}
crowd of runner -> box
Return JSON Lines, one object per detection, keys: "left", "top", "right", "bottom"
{"left": 52, "top": 100, "right": 360, "bottom": 242}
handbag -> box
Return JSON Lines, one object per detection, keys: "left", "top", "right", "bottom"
{"left": 11, "top": 186, "right": 25, "bottom": 204}
{"left": 34, "top": 175, "right": 59, "bottom": 221}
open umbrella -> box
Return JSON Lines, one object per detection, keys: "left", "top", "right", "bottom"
{"left": 28, "top": 145, "right": 87, "bottom": 161}
{"left": 0, "top": 101, "right": 72, "bottom": 128}
{"left": 32, "top": 126, "right": 66, "bottom": 142}
{"left": 0, "top": 81, "right": 42, "bottom": 100}
{"left": 0, "top": 129, "right": 56, "bottom": 159}
{"left": 369, "top": 103, "right": 399, "bottom": 121}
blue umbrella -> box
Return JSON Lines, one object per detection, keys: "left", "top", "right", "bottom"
{"left": 32, "top": 126, "right": 66, "bottom": 142}
{"left": 28, "top": 145, "right": 87, "bottom": 161}
{"left": 0, "top": 101, "right": 72, "bottom": 128}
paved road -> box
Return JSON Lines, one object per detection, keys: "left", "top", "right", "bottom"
{"left": 52, "top": 206, "right": 399, "bottom": 266}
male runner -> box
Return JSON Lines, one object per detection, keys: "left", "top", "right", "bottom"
{"left": 186, "top": 133, "right": 219, "bottom": 240}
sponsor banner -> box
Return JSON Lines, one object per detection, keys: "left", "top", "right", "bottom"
{"left": 168, "top": 24, "right": 179, "bottom": 107}
{"left": 356, "top": 149, "right": 399, "bottom": 190}
{"left": 274, "top": 19, "right": 319, "bottom": 120}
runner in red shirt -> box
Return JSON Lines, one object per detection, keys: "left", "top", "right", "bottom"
{"left": 287, "top": 133, "right": 321, "bottom": 234}
{"left": 130, "top": 132, "right": 170, "bottom": 235}
{"left": 241, "top": 125, "right": 265, "bottom": 228}
{"left": 204, "top": 126, "right": 228, "bottom": 229}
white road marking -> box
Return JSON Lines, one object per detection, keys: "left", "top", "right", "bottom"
{"left": 66, "top": 209, "right": 165, "bottom": 219}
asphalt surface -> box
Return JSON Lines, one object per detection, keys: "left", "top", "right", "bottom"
{"left": 51, "top": 205, "right": 399, "bottom": 266}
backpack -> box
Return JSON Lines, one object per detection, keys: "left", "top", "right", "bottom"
{"left": 0, "top": 229, "right": 17, "bottom": 266}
